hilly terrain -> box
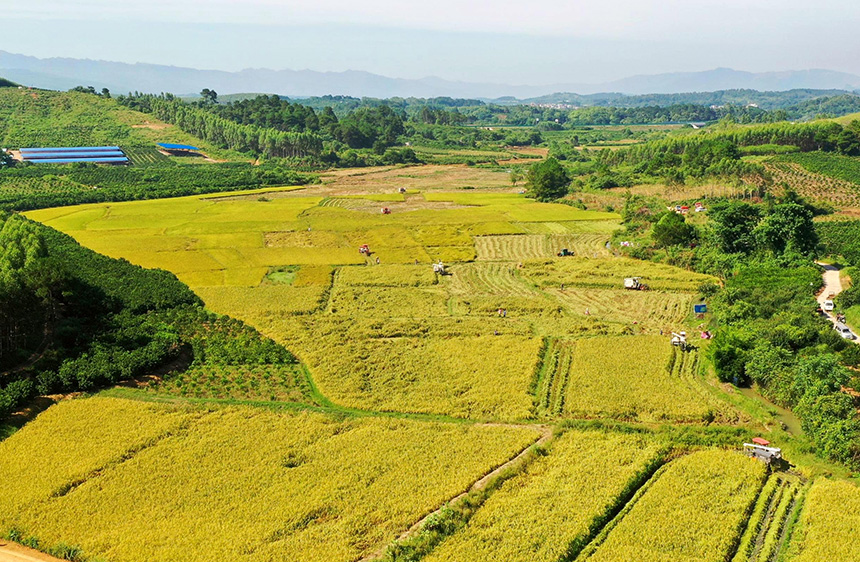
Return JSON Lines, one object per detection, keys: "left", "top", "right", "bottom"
{"left": 2, "top": 50, "right": 860, "bottom": 98}
{"left": 1, "top": 83, "right": 860, "bottom": 562}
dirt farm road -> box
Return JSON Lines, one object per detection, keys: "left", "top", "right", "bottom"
{"left": 0, "top": 541, "right": 65, "bottom": 562}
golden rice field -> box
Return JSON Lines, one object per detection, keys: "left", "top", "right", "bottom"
{"left": 0, "top": 398, "right": 197, "bottom": 520}
{"left": 282, "top": 316, "right": 542, "bottom": 419}
{"left": 0, "top": 397, "right": 539, "bottom": 562}
{"left": 549, "top": 286, "right": 694, "bottom": 329}
{"left": 474, "top": 233, "right": 611, "bottom": 261}
{"left": 583, "top": 450, "right": 766, "bottom": 562}
{"left": 424, "top": 430, "right": 664, "bottom": 562}
{"left": 520, "top": 257, "right": 717, "bottom": 292}
{"left": 789, "top": 479, "right": 860, "bottom": 562}
{"left": 554, "top": 335, "right": 715, "bottom": 422}
{"left": 26, "top": 188, "right": 727, "bottom": 420}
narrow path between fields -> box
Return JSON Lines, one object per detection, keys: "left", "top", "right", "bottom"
{"left": 358, "top": 424, "right": 554, "bottom": 562}
{"left": 0, "top": 541, "right": 65, "bottom": 562}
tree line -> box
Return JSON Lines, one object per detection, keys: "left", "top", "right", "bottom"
{"left": 118, "top": 94, "right": 323, "bottom": 158}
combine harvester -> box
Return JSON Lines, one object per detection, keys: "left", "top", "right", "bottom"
{"left": 671, "top": 331, "right": 688, "bottom": 351}
{"left": 624, "top": 277, "right": 649, "bottom": 291}
{"left": 743, "top": 438, "right": 783, "bottom": 466}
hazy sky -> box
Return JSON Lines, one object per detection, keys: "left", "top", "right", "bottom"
{"left": 3, "top": 0, "right": 860, "bottom": 84}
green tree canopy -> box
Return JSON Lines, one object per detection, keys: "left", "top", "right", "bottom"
{"left": 755, "top": 202, "right": 818, "bottom": 256}
{"left": 651, "top": 211, "right": 696, "bottom": 247}
{"left": 708, "top": 201, "right": 762, "bottom": 254}
{"left": 526, "top": 157, "right": 570, "bottom": 202}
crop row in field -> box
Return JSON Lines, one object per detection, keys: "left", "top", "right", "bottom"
{"left": 549, "top": 285, "right": 693, "bottom": 329}
{"left": 582, "top": 450, "right": 766, "bottom": 562}
{"left": 789, "top": 479, "right": 860, "bottom": 562}
{"left": 474, "top": 233, "right": 611, "bottom": 261}
{"left": 446, "top": 262, "right": 539, "bottom": 297}
{"left": 153, "top": 363, "right": 310, "bottom": 402}
{"left": 0, "top": 397, "right": 539, "bottom": 562}
{"left": 424, "top": 430, "right": 664, "bottom": 562}
{"left": 732, "top": 473, "right": 804, "bottom": 562}
{"left": 536, "top": 335, "right": 715, "bottom": 422}
{"left": 764, "top": 161, "right": 860, "bottom": 208}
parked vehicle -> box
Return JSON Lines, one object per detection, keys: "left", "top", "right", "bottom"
{"left": 823, "top": 300, "right": 835, "bottom": 311}
{"left": 835, "top": 323, "right": 856, "bottom": 340}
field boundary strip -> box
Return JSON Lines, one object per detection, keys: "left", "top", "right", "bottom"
{"left": 358, "top": 424, "right": 553, "bottom": 562}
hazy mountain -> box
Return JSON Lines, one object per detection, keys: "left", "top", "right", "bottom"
{"left": 2, "top": 51, "right": 860, "bottom": 99}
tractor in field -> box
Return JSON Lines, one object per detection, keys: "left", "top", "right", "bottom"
{"left": 557, "top": 248, "right": 574, "bottom": 257}
{"left": 359, "top": 244, "right": 371, "bottom": 255}
{"left": 624, "top": 277, "right": 649, "bottom": 291}
{"left": 381, "top": 207, "right": 391, "bottom": 214}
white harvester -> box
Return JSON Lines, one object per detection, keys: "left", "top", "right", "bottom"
{"left": 624, "top": 277, "right": 649, "bottom": 291}
{"left": 671, "top": 331, "right": 688, "bottom": 350}
{"left": 433, "top": 261, "right": 448, "bottom": 275}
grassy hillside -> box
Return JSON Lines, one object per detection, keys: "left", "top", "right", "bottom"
{"left": 0, "top": 88, "right": 244, "bottom": 161}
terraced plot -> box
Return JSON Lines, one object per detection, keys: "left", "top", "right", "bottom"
{"left": 283, "top": 317, "right": 542, "bottom": 419}
{"left": 1, "top": 398, "right": 539, "bottom": 562}
{"left": 446, "top": 262, "right": 539, "bottom": 296}
{"left": 424, "top": 430, "right": 664, "bottom": 562}
{"left": 520, "top": 257, "right": 716, "bottom": 292}
{"left": 0, "top": 398, "right": 196, "bottom": 521}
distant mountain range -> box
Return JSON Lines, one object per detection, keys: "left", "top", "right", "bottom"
{"left": 2, "top": 50, "right": 860, "bottom": 100}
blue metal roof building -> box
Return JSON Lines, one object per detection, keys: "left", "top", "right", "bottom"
{"left": 19, "top": 146, "right": 128, "bottom": 164}
{"left": 157, "top": 143, "right": 200, "bottom": 151}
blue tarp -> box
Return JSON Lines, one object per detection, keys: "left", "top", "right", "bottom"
{"left": 157, "top": 143, "right": 200, "bottom": 151}
{"left": 20, "top": 146, "right": 121, "bottom": 153}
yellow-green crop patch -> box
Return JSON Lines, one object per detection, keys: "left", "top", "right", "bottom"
{"left": 789, "top": 479, "right": 860, "bottom": 562}
{"left": 544, "top": 336, "right": 716, "bottom": 422}
{"left": 425, "top": 430, "right": 664, "bottom": 562}
{"left": 584, "top": 450, "right": 765, "bottom": 562}
{"left": 26, "top": 187, "right": 730, "bottom": 420}
{"left": 521, "top": 257, "right": 717, "bottom": 292}
{"left": 0, "top": 397, "right": 539, "bottom": 562}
